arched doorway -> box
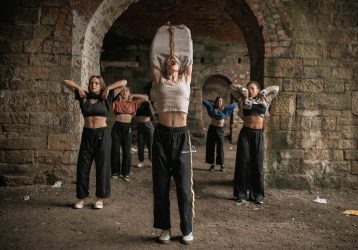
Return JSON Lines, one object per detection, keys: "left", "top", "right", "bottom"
{"left": 202, "top": 75, "right": 233, "bottom": 142}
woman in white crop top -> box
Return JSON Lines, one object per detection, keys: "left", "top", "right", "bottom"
{"left": 151, "top": 53, "right": 195, "bottom": 245}
{"left": 152, "top": 55, "right": 192, "bottom": 127}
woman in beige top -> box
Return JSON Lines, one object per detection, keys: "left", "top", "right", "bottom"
{"left": 151, "top": 54, "right": 194, "bottom": 245}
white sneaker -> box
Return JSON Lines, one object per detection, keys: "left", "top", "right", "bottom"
{"left": 157, "top": 230, "right": 170, "bottom": 244}
{"left": 94, "top": 200, "right": 103, "bottom": 209}
{"left": 182, "top": 232, "right": 194, "bottom": 244}
{"left": 137, "top": 162, "right": 144, "bottom": 168}
{"left": 73, "top": 199, "right": 84, "bottom": 209}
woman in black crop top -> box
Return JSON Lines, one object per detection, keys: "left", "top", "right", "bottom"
{"left": 134, "top": 100, "right": 155, "bottom": 168}
{"left": 63, "top": 76, "right": 127, "bottom": 209}
{"left": 231, "top": 81, "right": 279, "bottom": 205}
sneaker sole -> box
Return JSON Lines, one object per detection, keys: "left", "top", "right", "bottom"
{"left": 181, "top": 239, "right": 194, "bottom": 245}
{"left": 157, "top": 239, "right": 170, "bottom": 244}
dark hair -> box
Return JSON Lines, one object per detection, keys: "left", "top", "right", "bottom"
{"left": 214, "top": 96, "right": 224, "bottom": 111}
{"left": 246, "top": 81, "right": 261, "bottom": 90}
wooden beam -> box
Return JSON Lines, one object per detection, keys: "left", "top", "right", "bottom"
{"left": 100, "top": 61, "right": 139, "bottom": 68}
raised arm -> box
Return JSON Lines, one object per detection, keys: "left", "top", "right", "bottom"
{"left": 182, "top": 64, "right": 192, "bottom": 86}
{"left": 63, "top": 79, "right": 86, "bottom": 98}
{"left": 130, "top": 94, "right": 149, "bottom": 102}
{"left": 259, "top": 85, "right": 279, "bottom": 104}
{"left": 102, "top": 79, "right": 127, "bottom": 100}
{"left": 151, "top": 66, "right": 161, "bottom": 88}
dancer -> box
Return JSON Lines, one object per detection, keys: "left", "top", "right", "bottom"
{"left": 231, "top": 81, "right": 279, "bottom": 204}
{"left": 134, "top": 100, "right": 155, "bottom": 168}
{"left": 202, "top": 96, "right": 236, "bottom": 172}
{"left": 151, "top": 24, "right": 194, "bottom": 244}
{"left": 111, "top": 87, "right": 148, "bottom": 181}
{"left": 63, "top": 76, "right": 127, "bottom": 209}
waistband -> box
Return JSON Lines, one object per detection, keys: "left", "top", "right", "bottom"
{"left": 114, "top": 121, "right": 131, "bottom": 126}
{"left": 156, "top": 123, "right": 188, "bottom": 133}
{"left": 138, "top": 120, "right": 153, "bottom": 125}
{"left": 242, "top": 126, "right": 264, "bottom": 132}
{"left": 209, "top": 124, "right": 224, "bottom": 128}
{"left": 82, "top": 127, "right": 107, "bottom": 135}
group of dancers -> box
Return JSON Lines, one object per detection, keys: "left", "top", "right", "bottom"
{"left": 62, "top": 24, "right": 278, "bottom": 244}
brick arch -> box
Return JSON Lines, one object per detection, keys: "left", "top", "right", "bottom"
{"left": 71, "top": 0, "right": 138, "bottom": 86}
{"left": 196, "top": 66, "right": 239, "bottom": 90}
{"left": 72, "top": 0, "right": 292, "bottom": 86}
{"left": 225, "top": 0, "right": 292, "bottom": 84}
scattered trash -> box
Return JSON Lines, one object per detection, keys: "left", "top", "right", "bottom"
{"left": 23, "top": 195, "right": 30, "bottom": 201}
{"left": 191, "top": 145, "right": 197, "bottom": 153}
{"left": 313, "top": 196, "right": 327, "bottom": 204}
{"left": 342, "top": 210, "right": 358, "bottom": 216}
{"left": 51, "top": 181, "right": 63, "bottom": 188}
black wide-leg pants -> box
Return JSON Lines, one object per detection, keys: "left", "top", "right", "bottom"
{"left": 76, "top": 127, "right": 111, "bottom": 199}
{"left": 233, "top": 126, "right": 264, "bottom": 202}
{"left": 205, "top": 125, "right": 224, "bottom": 165}
{"left": 111, "top": 121, "right": 132, "bottom": 177}
{"left": 137, "top": 121, "right": 154, "bottom": 162}
{"left": 152, "top": 123, "right": 195, "bottom": 236}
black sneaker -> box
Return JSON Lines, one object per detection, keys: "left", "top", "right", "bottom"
{"left": 209, "top": 165, "right": 215, "bottom": 171}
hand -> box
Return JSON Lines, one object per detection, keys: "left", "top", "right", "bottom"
{"left": 259, "top": 94, "right": 268, "bottom": 102}
{"left": 242, "top": 91, "right": 249, "bottom": 99}
{"left": 101, "top": 87, "right": 109, "bottom": 100}
{"left": 78, "top": 89, "right": 86, "bottom": 98}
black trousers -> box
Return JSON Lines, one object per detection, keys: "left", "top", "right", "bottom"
{"left": 137, "top": 121, "right": 154, "bottom": 162}
{"left": 111, "top": 121, "right": 132, "bottom": 176}
{"left": 152, "top": 123, "right": 195, "bottom": 236}
{"left": 76, "top": 127, "right": 111, "bottom": 199}
{"left": 233, "top": 126, "right": 264, "bottom": 202}
{"left": 205, "top": 125, "right": 224, "bottom": 165}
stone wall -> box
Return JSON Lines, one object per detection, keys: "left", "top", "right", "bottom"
{"left": 0, "top": 0, "right": 78, "bottom": 185}
{"left": 0, "top": 0, "right": 357, "bottom": 189}
{"left": 265, "top": 0, "right": 358, "bottom": 189}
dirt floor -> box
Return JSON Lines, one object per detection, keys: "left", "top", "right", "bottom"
{"left": 0, "top": 143, "right": 357, "bottom": 250}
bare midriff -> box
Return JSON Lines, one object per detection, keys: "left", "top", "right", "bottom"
{"left": 84, "top": 116, "right": 107, "bottom": 128}
{"left": 158, "top": 111, "right": 187, "bottom": 127}
{"left": 116, "top": 114, "right": 133, "bottom": 123}
{"left": 243, "top": 116, "right": 264, "bottom": 129}
{"left": 135, "top": 116, "right": 151, "bottom": 123}
{"left": 210, "top": 118, "right": 224, "bottom": 127}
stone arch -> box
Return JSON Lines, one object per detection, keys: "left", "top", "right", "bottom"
{"left": 71, "top": 0, "right": 292, "bottom": 87}
{"left": 196, "top": 65, "right": 239, "bottom": 90}
{"left": 71, "top": 0, "right": 139, "bottom": 86}
{"left": 225, "top": 0, "right": 292, "bottom": 84}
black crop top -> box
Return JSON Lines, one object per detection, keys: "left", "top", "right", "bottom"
{"left": 75, "top": 90, "right": 114, "bottom": 117}
{"left": 135, "top": 101, "right": 154, "bottom": 117}
{"left": 243, "top": 103, "right": 267, "bottom": 117}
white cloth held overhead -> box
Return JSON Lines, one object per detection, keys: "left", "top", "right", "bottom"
{"left": 150, "top": 24, "right": 193, "bottom": 74}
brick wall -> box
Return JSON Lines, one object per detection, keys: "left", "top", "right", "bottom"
{"left": 0, "top": 0, "right": 357, "bottom": 189}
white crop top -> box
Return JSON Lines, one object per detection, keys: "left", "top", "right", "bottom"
{"left": 155, "top": 77, "right": 190, "bottom": 113}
